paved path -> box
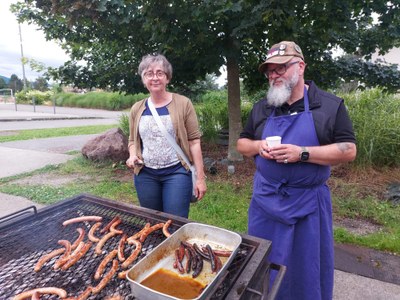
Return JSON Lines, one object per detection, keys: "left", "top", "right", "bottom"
{"left": 0, "top": 104, "right": 399, "bottom": 300}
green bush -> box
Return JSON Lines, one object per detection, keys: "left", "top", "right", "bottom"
{"left": 195, "top": 90, "right": 228, "bottom": 142}
{"left": 195, "top": 90, "right": 252, "bottom": 143}
{"left": 16, "top": 89, "right": 54, "bottom": 105}
{"left": 119, "top": 113, "right": 130, "bottom": 137}
{"left": 55, "top": 91, "right": 148, "bottom": 110}
{"left": 342, "top": 88, "right": 400, "bottom": 166}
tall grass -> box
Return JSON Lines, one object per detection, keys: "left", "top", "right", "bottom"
{"left": 342, "top": 88, "right": 400, "bottom": 166}
{"left": 195, "top": 90, "right": 252, "bottom": 142}
{"left": 55, "top": 91, "right": 148, "bottom": 110}
{"left": 50, "top": 88, "right": 400, "bottom": 167}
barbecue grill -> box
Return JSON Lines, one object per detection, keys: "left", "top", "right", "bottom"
{"left": 0, "top": 193, "right": 285, "bottom": 299}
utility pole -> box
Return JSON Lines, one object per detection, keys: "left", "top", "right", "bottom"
{"left": 18, "top": 23, "right": 27, "bottom": 90}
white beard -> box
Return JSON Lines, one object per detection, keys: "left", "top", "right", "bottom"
{"left": 266, "top": 67, "right": 299, "bottom": 107}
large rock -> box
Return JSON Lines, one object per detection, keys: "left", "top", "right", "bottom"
{"left": 82, "top": 128, "right": 129, "bottom": 162}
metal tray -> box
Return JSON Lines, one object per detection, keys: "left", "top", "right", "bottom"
{"left": 127, "top": 222, "right": 242, "bottom": 300}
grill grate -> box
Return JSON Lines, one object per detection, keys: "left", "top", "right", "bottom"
{"left": 0, "top": 196, "right": 256, "bottom": 299}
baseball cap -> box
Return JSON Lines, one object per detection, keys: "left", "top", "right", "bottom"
{"left": 259, "top": 41, "right": 304, "bottom": 73}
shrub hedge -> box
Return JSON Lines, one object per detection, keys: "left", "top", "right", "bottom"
{"left": 33, "top": 88, "right": 399, "bottom": 167}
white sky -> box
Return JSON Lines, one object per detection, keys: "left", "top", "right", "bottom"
{"left": 0, "top": 0, "right": 69, "bottom": 81}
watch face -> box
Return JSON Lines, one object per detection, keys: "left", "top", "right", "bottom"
{"left": 301, "top": 151, "right": 309, "bottom": 161}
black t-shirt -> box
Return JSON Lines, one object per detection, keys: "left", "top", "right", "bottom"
{"left": 240, "top": 81, "right": 356, "bottom": 145}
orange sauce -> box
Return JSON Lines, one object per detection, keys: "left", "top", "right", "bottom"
{"left": 140, "top": 268, "right": 206, "bottom": 299}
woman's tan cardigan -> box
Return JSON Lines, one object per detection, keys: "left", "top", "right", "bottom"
{"left": 128, "top": 93, "right": 201, "bottom": 175}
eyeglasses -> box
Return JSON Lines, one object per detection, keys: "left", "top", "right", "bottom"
{"left": 144, "top": 70, "right": 166, "bottom": 80}
{"left": 264, "top": 61, "right": 300, "bottom": 78}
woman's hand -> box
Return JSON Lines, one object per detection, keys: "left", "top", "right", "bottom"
{"left": 126, "top": 156, "right": 143, "bottom": 169}
{"left": 194, "top": 177, "right": 207, "bottom": 200}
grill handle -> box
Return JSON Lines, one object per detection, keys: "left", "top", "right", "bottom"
{"left": 0, "top": 205, "right": 38, "bottom": 225}
{"left": 245, "top": 262, "right": 286, "bottom": 300}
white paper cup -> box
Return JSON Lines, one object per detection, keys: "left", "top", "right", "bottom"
{"left": 266, "top": 136, "right": 282, "bottom": 147}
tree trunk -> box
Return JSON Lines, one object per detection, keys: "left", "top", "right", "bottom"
{"left": 226, "top": 55, "right": 243, "bottom": 162}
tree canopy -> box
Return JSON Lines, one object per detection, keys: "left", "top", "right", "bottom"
{"left": 11, "top": 0, "right": 400, "bottom": 159}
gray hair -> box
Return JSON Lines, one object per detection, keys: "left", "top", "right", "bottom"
{"left": 138, "top": 54, "right": 173, "bottom": 81}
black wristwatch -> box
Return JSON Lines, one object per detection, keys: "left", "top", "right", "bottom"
{"left": 299, "top": 146, "right": 310, "bottom": 162}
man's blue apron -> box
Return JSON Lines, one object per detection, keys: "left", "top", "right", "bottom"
{"left": 248, "top": 88, "right": 334, "bottom": 299}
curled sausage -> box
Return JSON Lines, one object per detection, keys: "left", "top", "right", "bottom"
{"left": 139, "top": 223, "right": 164, "bottom": 243}
{"left": 121, "top": 239, "right": 142, "bottom": 269}
{"left": 53, "top": 240, "right": 72, "bottom": 270}
{"left": 100, "top": 216, "right": 120, "bottom": 234}
{"left": 162, "top": 220, "right": 172, "bottom": 237}
{"left": 95, "top": 249, "right": 118, "bottom": 280}
{"left": 88, "top": 222, "right": 102, "bottom": 243}
{"left": 118, "top": 234, "right": 128, "bottom": 262}
{"left": 71, "top": 228, "right": 85, "bottom": 250}
{"left": 110, "top": 218, "right": 123, "bottom": 235}
{"left": 95, "top": 232, "right": 116, "bottom": 255}
{"left": 61, "top": 241, "right": 92, "bottom": 271}
{"left": 63, "top": 216, "right": 102, "bottom": 226}
{"left": 34, "top": 248, "right": 65, "bottom": 272}
{"left": 13, "top": 287, "right": 67, "bottom": 300}
{"left": 92, "top": 259, "right": 119, "bottom": 294}
{"left": 127, "top": 223, "right": 150, "bottom": 243}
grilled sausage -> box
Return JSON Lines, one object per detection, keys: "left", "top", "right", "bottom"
{"left": 71, "top": 228, "right": 85, "bottom": 250}
{"left": 62, "top": 216, "right": 102, "bottom": 226}
{"left": 13, "top": 287, "right": 67, "bottom": 300}
{"left": 192, "top": 253, "right": 203, "bottom": 278}
{"left": 178, "top": 242, "right": 185, "bottom": 262}
{"left": 64, "top": 286, "right": 92, "bottom": 300}
{"left": 95, "top": 232, "right": 116, "bottom": 255}
{"left": 95, "top": 249, "right": 118, "bottom": 280}
{"left": 193, "top": 243, "right": 210, "bottom": 260}
{"left": 69, "top": 241, "right": 85, "bottom": 259}
{"left": 88, "top": 222, "right": 102, "bottom": 243}
{"left": 34, "top": 248, "right": 65, "bottom": 272}
{"left": 92, "top": 259, "right": 119, "bottom": 294}
{"left": 117, "top": 270, "right": 128, "bottom": 279}
{"left": 205, "top": 244, "right": 217, "bottom": 272}
{"left": 121, "top": 239, "right": 142, "bottom": 269}
{"left": 127, "top": 223, "right": 150, "bottom": 243}
{"left": 181, "top": 242, "right": 197, "bottom": 270}
{"left": 174, "top": 249, "right": 185, "bottom": 274}
{"left": 53, "top": 240, "right": 72, "bottom": 270}
{"left": 109, "top": 218, "right": 123, "bottom": 235}
{"left": 162, "top": 220, "right": 172, "bottom": 237}
{"left": 139, "top": 223, "right": 164, "bottom": 243}
{"left": 118, "top": 234, "right": 128, "bottom": 262}
{"left": 61, "top": 241, "right": 92, "bottom": 270}
{"left": 185, "top": 248, "right": 192, "bottom": 273}
{"left": 212, "top": 249, "right": 233, "bottom": 257}
{"left": 100, "top": 216, "right": 120, "bottom": 234}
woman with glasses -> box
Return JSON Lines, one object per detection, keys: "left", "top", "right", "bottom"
{"left": 126, "top": 54, "right": 207, "bottom": 218}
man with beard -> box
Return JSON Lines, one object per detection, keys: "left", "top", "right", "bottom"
{"left": 237, "top": 41, "right": 357, "bottom": 300}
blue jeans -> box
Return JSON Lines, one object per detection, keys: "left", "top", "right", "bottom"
{"left": 134, "top": 166, "right": 192, "bottom": 218}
